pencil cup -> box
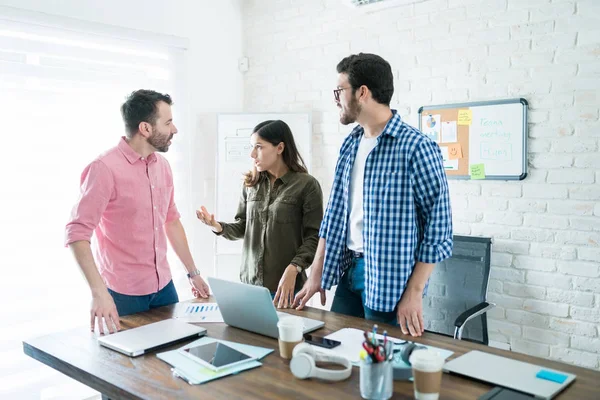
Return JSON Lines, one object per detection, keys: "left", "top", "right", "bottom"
{"left": 359, "top": 358, "right": 393, "bottom": 400}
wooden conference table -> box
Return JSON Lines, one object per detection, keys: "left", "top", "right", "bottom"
{"left": 23, "top": 298, "right": 599, "bottom": 399}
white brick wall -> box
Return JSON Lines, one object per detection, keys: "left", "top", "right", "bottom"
{"left": 242, "top": 0, "right": 600, "bottom": 369}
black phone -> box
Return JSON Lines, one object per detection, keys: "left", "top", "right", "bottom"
{"left": 303, "top": 334, "right": 341, "bottom": 349}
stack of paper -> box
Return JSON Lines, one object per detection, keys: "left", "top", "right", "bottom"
{"left": 157, "top": 337, "right": 274, "bottom": 385}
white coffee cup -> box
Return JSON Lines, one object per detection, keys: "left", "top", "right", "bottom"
{"left": 409, "top": 349, "right": 445, "bottom": 400}
{"left": 277, "top": 316, "right": 303, "bottom": 359}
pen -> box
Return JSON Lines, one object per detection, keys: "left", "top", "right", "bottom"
{"left": 374, "top": 346, "right": 385, "bottom": 362}
{"left": 372, "top": 324, "right": 378, "bottom": 346}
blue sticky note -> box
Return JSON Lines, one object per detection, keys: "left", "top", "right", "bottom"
{"left": 536, "top": 369, "right": 568, "bottom": 384}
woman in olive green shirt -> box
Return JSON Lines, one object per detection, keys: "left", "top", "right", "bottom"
{"left": 197, "top": 120, "right": 323, "bottom": 309}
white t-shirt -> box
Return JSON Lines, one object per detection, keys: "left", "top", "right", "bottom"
{"left": 347, "top": 135, "right": 378, "bottom": 252}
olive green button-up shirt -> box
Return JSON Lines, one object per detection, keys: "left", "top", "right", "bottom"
{"left": 217, "top": 171, "right": 323, "bottom": 293}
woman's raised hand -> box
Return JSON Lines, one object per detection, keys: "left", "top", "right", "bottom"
{"left": 196, "top": 206, "right": 223, "bottom": 233}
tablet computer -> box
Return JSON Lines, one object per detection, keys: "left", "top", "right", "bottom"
{"left": 180, "top": 341, "right": 256, "bottom": 371}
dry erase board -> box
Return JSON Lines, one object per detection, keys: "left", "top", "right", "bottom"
{"left": 418, "top": 98, "right": 528, "bottom": 180}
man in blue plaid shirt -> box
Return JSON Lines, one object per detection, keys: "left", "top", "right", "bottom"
{"left": 294, "top": 53, "right": 453, "bottom": 336}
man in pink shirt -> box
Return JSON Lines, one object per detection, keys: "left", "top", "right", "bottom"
{"left": 65, "top": 89, "right": 209, "bottom": 334}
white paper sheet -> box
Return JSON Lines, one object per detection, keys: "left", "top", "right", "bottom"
{"left": 441, "top": 121, "right": 458, "bottom": 143}
{"left": 422, "top": 114, "right": 441, "bottom": 142}
{"left": 440, "top": 147, "right": 459, "bottom": 171}
{"left": 174, "top": 303, "right": 224, "bottom": 323}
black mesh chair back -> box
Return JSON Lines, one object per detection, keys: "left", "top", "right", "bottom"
{"left": 422, "top": 235, "right": 493, "bottom": 345}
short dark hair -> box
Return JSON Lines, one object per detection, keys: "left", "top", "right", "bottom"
{"left": 120, "top": 89, "right": 173, "bottom": 138}
{"left": 336, "top": 53, "right": 394, "bottom": 106}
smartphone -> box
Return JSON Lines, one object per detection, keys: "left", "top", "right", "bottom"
{"left": 180, "top": 341, "right": 256, "bottom": 371}
{"left": 303, "top": 334, "right": 341, "bottom": 349}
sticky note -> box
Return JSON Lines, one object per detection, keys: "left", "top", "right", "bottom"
{"left": 448, "top": 143, "right": 463, "bottom": 160}
{"left": 470, "top": 163, "right": 485, "bottom": 180}
{"left": 457, "top": 109, "right": 472, "bottom": 126}
{"left": 536, "top": 369, "right": 568, "bottom": 384}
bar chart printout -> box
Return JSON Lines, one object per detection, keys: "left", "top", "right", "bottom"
{"left": 174, "top": 303, "right": 224, "bottom": 323}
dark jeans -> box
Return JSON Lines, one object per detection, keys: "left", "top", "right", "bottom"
{"left": 107, "top": 280, "right": 179, "bottom": 316}
{"left": 331, "top": 257, "right": 398, "bottom": 325}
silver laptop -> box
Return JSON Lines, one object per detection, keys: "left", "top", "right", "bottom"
{"left": 208, "top": 277, "right": 324, "bottom": 338}
{"left": 443, "top": 350, "right": 576, "bottom": 399}
{"left": 97, "top": 319, "right": 206, "bottom": 357}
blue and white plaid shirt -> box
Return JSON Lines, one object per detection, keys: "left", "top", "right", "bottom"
{"left": 319, "top": 111, "right": 453, "bottom": 312}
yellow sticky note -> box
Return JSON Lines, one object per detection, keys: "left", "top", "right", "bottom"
{"left": 457, "top": 109, "right": 472, "bottom": 126}
{"left": 448, "top": 143, "right": 463, "bottom": 159}
{"left": 470, "top": 163, "right": 485, "bottom": 180}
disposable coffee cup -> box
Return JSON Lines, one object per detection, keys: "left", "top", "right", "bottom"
{"left": 277, "top": 316, "right": 303, "bottom": 359}
{"left": 409, "top": 349, "right": 445, "bottom": 400}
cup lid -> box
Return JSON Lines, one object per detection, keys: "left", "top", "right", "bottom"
{"left": 277, "top": 315, "right": 303, "bottom": 328}
{"left": 409, "top": 349, "right": 445, "bottom": 371}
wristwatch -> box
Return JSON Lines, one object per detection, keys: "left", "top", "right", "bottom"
{"left": 187, "top": 269, "right": 202, "bottom": 278}
{"left": 291, "top": 263, "right": 302, "bottom": 274}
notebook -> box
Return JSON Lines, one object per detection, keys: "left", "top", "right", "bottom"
{"left": 97, "top": 319, "right": 206, "bottom": 357}
{"left": 443, "top": 350, "right": 576, "bottom": 400}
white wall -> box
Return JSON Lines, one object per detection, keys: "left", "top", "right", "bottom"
{"left": 242, "top": 0, "right": 600, "bottom": 369}
{"left": 0, "top": 1, "right": 243, "bottom": 398}
{"left": 0, "top": 0, "right": 244, "bottom": 285}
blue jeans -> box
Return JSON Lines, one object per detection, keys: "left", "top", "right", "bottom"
{"left": 107, "top": 280, "right": 179, "bottom": 316}
{"left": 331, "top": 258, "right": 398, "bottom": 325}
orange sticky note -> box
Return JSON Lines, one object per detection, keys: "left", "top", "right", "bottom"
{"left": 448, "top": 143, "right": 463, "bottom": 159}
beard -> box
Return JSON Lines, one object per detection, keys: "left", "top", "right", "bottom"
{"left": 339, "top": 96, "right": 361, "bottom": 125}
{"left": 147, "top": 128, "right": 173, "bottom": 153}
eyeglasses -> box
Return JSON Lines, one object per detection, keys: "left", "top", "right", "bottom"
{"left": 333, "top": 87, "right": 352, "bottom": 102}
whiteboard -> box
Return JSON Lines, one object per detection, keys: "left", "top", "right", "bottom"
{"left": 215, "top": 113, "right": 312, "bottom": 255}
{"left": 419, "top": 98, "right": 528, "bottom": 180}
{"left": 469, "top": 102, "right": 525, "bottom": 177}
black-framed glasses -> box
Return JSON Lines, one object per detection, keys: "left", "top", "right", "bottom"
{"left": 333, "top": 87, "right": 352, "bottom": 102}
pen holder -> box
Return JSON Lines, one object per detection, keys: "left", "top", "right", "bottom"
{"left": 359, "top": 357, "right": 393, "bottom": 400}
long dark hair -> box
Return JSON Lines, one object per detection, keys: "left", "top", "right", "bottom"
{"left": 244, "top": 120, "right": 308, "bottom": 187}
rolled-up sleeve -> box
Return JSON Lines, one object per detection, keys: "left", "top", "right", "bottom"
{"left": 411, "top": 139, "right": 453, "bottom": 263}
{"left": 164, "top": 160, "right": 180, "bottom": 223}
{"left": 165, "top": 185, "right": 181, "bottom": 223}
{"left": 65, "top": 160, "right": 113, "bottom": 246}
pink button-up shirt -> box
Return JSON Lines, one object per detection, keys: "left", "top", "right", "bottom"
{"left": 65, "top": 137, "right": 180, "bottom": 295}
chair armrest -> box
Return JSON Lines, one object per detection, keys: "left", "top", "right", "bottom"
{"left": 453, "top": 302, "right": 495, "bottom": 340}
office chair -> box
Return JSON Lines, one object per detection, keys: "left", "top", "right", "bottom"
{"left": 422, "top": 235, "right": 495, "bottom": 345}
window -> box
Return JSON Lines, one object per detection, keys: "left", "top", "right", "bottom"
{"left": 0, "top": 11, "right": 190, "bottom": 399}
